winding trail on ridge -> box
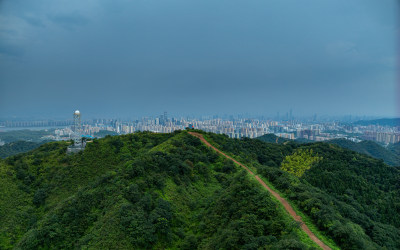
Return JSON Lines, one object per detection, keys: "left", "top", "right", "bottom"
{"left": 188, "top": 132, "right": 331, "bottom": 250}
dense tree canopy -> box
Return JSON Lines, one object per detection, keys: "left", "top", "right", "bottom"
{"left": 207, "top": 132, "right": 400, "bottom": 249}
{"left": 327, "top": 138, "right": 400, "bottom": 166}
{"left": 1, "top": 130, "right": 398, "bottom": 249}
{"left": 0, "top": 141, "right": 43, "bottom": 158}
{"left": 0, "top": 131, "right": 317, "bottom": 249}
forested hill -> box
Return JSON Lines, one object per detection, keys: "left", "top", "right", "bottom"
{"left": 257, "top": 133, "right": 312, "bottom": 144}
{"left": 257, "top": 135, "right": 400, "bottom": 167}
{"left": 0, "top": 141, "right": 44, "bottom": 159}
{"left": 205, "top": 132, "right": 400, "bottom": 249}
{"left": 257, "top": 134, "right": 289, "bottom": 144}
{"left": 1, "top": 131, "right": 399, "bottom": 249}
{"left": 389, "top": 142, "right": 400, "bottom": 156}
{"left": 326, "top": 139, "right": 400, "bottom": 166}
{"left": 0, "top": 131, "right": 321, "bottom": 249}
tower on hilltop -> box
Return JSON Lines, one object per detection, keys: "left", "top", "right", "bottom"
{"left": 73, "top": 110, "right": 81, "bottom": 134}
{"left": 68, "top": 110, "right": 85, "bottom": 153}
{"left": 73, "top": 110, "right": 82, "bottom": 146}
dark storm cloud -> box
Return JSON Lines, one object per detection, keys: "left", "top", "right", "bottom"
{"left": 47, "top": 12, "right": 89, "bottom": 30}
{"left": 0, "top": 41, "right": 23, "bottom": 56}
{"left": 0, "top": 0, "right": 398, "bottom": 118}
{"left": 21, "top": 15, "right": 45, "bottom": 28}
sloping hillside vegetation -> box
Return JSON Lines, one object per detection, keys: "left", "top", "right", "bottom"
{"left": 0, "top": 131, "right": 318, "bottom": 249}
{"left": 389, "top": 142, "right": 400, "bottom": 157}
{"left": 257, "top": 135, "right": 400, "bottom": 167}
{"left": 205, "top": 132, "right": 400, "bottom": 249}
{"left": 257, "top": 134, "right": 313, "bottom": 144}
{"left": 0, "top": 141, "right": 44, "bottom": 158}
{"left": 327, "top": 139, "right": 400, "bottom": 166}
{"left": 257, "top": 134, "right": 289, "bottom": 144}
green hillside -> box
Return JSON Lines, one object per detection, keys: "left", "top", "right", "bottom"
{"left": 0, "top": 141, "right": 44, "bottom": 159}
{"left": 0, "top": 131, "right": 318, "bottom": 249}
{"left": 326, "top": 139, "right": 400, "bottom": 166}
{"left": 257, "top": 134, "right": 311, "bottom": 144}
{"left": 206, "top": 133, "right": 400, "bottom": 249}
{"left": 257, "top": 134, "right": 289, "bottom": 144}
{"left": 388, "top": 142, "right": 400, "bottom": 156}
{"left": 258, "top": 135, "right": 400, "bottom": 166}
{"left": 1, "top": 130, "right": 399, "bottom": 249}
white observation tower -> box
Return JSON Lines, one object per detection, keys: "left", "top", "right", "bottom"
{"left": 68, "top": 110, "right": 85, "bottom": 153}
{"left": 73, "top": 110, "right": 81, "bottom": 135}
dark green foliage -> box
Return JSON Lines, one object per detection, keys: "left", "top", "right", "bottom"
{"left": 388, "top": 142, "right": 400, "bottom": 157}
{"left": 0, "top": 131, "right": 313, "bottom": 249}
{"left": 206, "top": 132, "right": 295, "bottom": 167}
{"left": 0, "top": 141, "right": 44, "bottom": 158}
{"left": 208, "top": 133, "right": 400, "bottom": 249}
{"left": 32, "top": 188, "right": 48, "bottom": 207}
{"left": 257, "top": 133, "right": 289, "bottom": 144}
{"left": 195, "top": 173, "right": 308, "bottom": 249}
{"left": 327, "top": 138, "right": 400, "bottom": 166}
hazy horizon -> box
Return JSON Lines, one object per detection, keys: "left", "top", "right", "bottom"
{"left": 0, "top": 111, "right": 395, "bottom": 122}
{"left": 1, "top": 0, "right": 399, "bottom": 118}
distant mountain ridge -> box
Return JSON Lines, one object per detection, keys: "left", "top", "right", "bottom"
{"left": 353, "top": 118, "right": 400, "bottom": 127}
{"left": 326, "top": 139, "right": 400, "bottom": 166}
{"left": 389, "top": 142, "right": 400, "bottom": 156}
{"left": 0, "top": 141, "right": 44, "bottom": 158}
{"left": 256, "top": 134, "right": 290, "bottom": 144}
{"left": 257, "top": 134, "right": 400, "bottom": 166}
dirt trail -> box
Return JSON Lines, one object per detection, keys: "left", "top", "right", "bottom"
{"left": 189, "top": 132, "right": 331, "bottom": 250}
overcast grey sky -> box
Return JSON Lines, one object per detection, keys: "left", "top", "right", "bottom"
{"left": 0, "top": 0, "right": 398, "bottom": 119}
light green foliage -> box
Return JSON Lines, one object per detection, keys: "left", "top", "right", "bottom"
{"left": 280, "top": 149, "right": 322, "bottom": 177}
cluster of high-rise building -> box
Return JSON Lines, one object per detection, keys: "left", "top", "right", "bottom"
{"left": 1, "top": 112, "right": 399, "bottom": 145}
{"left": 0, "top": 120, "right": 73, "bottom": 128}
{"left": 363, "top": 132, "right": 400, "bottom": 144}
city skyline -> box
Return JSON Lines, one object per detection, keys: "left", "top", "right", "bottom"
{"left": 0, "top": 109, "right": 392, "bottom": 122}
{"left": 1, "top": 110, "right": 399, "bottom": 145}
{"left": 0, "top": 0, "right": 399, "bottom": 118}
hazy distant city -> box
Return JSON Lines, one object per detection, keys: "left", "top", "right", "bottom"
{"left": 1, "top": 111, "right": 399, "bottom": 146}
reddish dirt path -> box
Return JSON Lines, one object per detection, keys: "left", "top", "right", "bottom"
{"left": 189, "top": 132, "right": 331, "bottom": 250}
